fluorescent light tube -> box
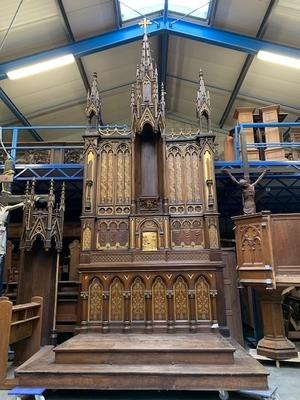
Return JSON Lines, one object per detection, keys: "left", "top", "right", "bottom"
{"left": 7, "top": 54, "right": 75, "bottom": 80}
{"left": 257, "top": 50, "right": 300, "bottom": 69}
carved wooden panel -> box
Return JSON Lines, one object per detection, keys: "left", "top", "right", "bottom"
{"left": 135, "top": 218, "right": 164, "bottom": 250}
{"left": 82, "top": 222, "right": 92, "bottom": 251}
{"left": 88, "top": 278, "right": 103, "bottom": 322}
{"left": 166, "top": 143, "right": 202, "bottom": 209}
{"left": 98, "top": 142, "right": 131, "bottom": 214}
{"left": 174, "top": 276, "right": 189, "bottom": 320}
{"left": 240, "top": 225, "right": 263, "bottom": 264}
{"left": 196, "top": 276, "right": 211, "bottom": 321}
{"left": 171, "top": 218, "right": 204, "bottom": 249}
{"left": 152, "top": 277, "right": 167, "bottom": 321}
{"left": 131, "top": 277, "right": 145, "bottom": 321}
{"left": 110, "top": 277, "right": 124, "bottom": 321}
{"left": 96, "top": 220, "right": 129, "bottom": 250}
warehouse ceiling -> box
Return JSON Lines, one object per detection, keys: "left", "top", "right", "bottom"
{"left": 0, "top": 0, "right": 299, "bottom": 141}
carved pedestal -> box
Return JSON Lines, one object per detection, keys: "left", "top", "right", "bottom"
{"left": 233, "top": 212, "right": 300, "bottom": 360}
{"left": 257, "top": 289, "right": 297, "bottom": 359}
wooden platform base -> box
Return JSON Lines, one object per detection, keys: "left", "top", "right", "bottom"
{"left": 54, "top": 333, "right": 235, "bottom": 365}
{"left": 15, "top": 333, "right": 268, "bottom": 392}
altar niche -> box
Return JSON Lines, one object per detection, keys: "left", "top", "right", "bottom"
{"left": 135, "top": 123, "right": 164, "bottom": 212}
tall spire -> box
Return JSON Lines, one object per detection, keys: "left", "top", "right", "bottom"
{"left": 131, "top": 19, "right": 165, "bottom": 133}
{"left": 85, "top": 72, "right": 102, "bottom": 128}
{"left": 196, "top": 69, "right": 212, "bottom": 133}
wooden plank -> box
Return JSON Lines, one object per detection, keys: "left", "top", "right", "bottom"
{"left": 0, "top": 297, "right": 12, "bottom": 384}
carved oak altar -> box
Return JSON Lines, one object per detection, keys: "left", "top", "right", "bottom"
{"left": 16, "top": 29, "right": 268, "bottom": 393}
{"left": 233, "top": 211, "right": 300, "bottom": 359}
{"left": 79, "top": 45, "right": 221, "bottom": 334}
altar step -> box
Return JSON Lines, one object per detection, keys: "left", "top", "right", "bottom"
{"left": 15, "top": 333, "right": 269, "bottom": 391}
{"left": 54, "top": 333, "right": 235, "bottom": 365}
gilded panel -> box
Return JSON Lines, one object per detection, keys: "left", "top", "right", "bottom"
{"left": 88, "top": 278, "right": 103, "bottom": 322}
{"left": 131, "top": 277, "right": 145, "bottom": 321}
{"left": 174, "top": 276, "right": 189, "bottom": 320}
{"left": 195, "top": 276, "right": 211, "bottom": 321}
{"left": 82, "top": 223, "right": 92, "bottom": 251}
{"left": 110, "top": 277, "right": 124, "bottom": 321}
{"left": 96, "top": 219, "right": 129, "bottom": 250}
{"left": 152, "top": 277, "right": 167, "bottom": 321}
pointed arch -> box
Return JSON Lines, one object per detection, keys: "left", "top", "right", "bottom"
{"left": 88, "top": 277, "right": 103, "bottom": 322}
{"left": 174, "top": 276, "right": 189, "bottom": 320}
{"left": 195, "top": 276, "right": 211, "bottom": 321}
{"left": 152, "top": 277, "right": 167, "bottom": 321}
{"left": 131, "top": 277, "right": 145, "bottom": 321}
{"left": 109, "top": 277, "right": 124, "bottom": 321}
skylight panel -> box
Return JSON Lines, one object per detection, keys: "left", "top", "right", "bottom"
{"left": 169, "top": 0, "right": 211, "bottom": 20}
{"left": 120, "top": 0, "right": 164, "bottom": 22}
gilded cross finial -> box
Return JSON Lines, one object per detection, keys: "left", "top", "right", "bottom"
{"left": 139, "top": 17, "right": 152, "bottom": 34}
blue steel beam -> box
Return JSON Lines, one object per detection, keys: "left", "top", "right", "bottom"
{"left": 1, "top": 17, "right": 300, "bottom": 80}
{"left": 0, "top": 88, "right": 43, "bottom": 141}
{"left": 167, "top": 18, "right": 300, "bottom": 58}
{"left": 0, "top": 20, "right": 164, "bottom": 80}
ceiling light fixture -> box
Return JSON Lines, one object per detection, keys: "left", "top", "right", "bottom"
{"left": 7, "top": 54, "right": 75, "bottom": 80}
{"left": 257, "top": 50, "right": 300, "bottom": 69}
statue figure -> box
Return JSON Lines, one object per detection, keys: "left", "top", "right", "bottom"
{"left": 1, "top": 158, "right": 15, "bottom": 194}
{"left": 0, "top": 195, "right": 42, "bottom": 258}
{"left": 0, "top": 202, "right": 24, "bottom": 259}
{"left": 223, "top": 169, "right": 267, "bottom": 215}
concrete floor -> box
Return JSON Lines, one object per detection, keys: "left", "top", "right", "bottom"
{"left": 0, "top": 362, "right": 299, "bottom": 400}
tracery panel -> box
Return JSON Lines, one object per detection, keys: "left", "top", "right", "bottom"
{"left": 88, "top": 277, "right": 103, "bottom": 322}
{"left": 152, "top": 277, "right": 167, "bottom": 321}
{"left": 174, "top": 276, "right": 189, "bottom": 320}
{"left": 195, "top": 276, "right": 211, "bottom": 321}
{"left": 131, "top": 277, "right": 145, "bottom": 321}
{"left": 110, "top": 277, "right": 124, "bottom": 321}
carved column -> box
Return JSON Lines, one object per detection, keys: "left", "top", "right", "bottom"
{"left": 164, "top": 217, "right": 170, "bottom": 249}
{"left": 162, "top": 135, "right": 169, "bottom": 213}
{"left": 129, "top": 217, "right": 136, "bottom": 249}
{"left": 257, "top": 288, "right": 297, "bottom": 360}
{"left": 123, "top": 291, "right": 131, "bottom": 332}
{"left": 80, "top": 290, "right": 89, "bottom": 328}
{"left": 68, "top": 240, "right": 80, "bottom": 281}
{"left": 144, "top": 290, "right": 153, "bottom": 333}
{"left": 166, "top": 290, "right": 174, "bottom": 332}
{"left": 210, "top": 289, "right": 218, "bottom": 325}
{"left": 188, "top": 290, "right": 197, "bottom": 332}
{"left": 102, "top": 291, "right": 110, "bottom": 333}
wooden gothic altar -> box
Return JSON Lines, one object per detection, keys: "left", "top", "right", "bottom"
{"left": 79, "top": 35, "right": 222, "bottom": 334}
{"left": 16, "top": 31, "right": 268, "bottom": 393}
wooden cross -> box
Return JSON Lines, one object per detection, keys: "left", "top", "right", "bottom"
{"left": 139, "top": 17, "right": 152, "bottom": 34}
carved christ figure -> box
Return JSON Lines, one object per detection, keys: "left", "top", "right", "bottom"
{"left": 223, "top": 169, "right": 267, "bottom": 215}
{"left": 0, "top": 202, "right": 24, "bottom": 258}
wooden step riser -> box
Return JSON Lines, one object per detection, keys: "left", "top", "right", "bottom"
{"left": 17, "top": 372, "right": 268, "bottom": 391}
{"left": 55, "top": 351, "right": 234, "bottom": 365}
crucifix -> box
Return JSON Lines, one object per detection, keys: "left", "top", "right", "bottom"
{"left": 139, "top": 17, "right": 152, "bottom": 34}
{"left": 0, "top": 158, "right": 23, "bottom": 294}
{"left": 0, "top": 158, "right": 44, "bottom": 295}
{"left": 222, "top": 131, "right": 268, "bottom": 215}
